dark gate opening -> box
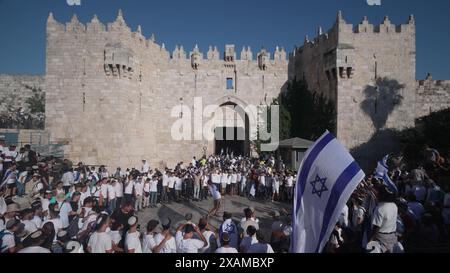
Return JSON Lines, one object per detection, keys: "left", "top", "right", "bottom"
{"left": 215, "top": 127, "right": 245, "bottom": 156}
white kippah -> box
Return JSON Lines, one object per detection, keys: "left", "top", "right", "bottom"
{"left": 128, "top": 216, "right": 137, "bottom": 226}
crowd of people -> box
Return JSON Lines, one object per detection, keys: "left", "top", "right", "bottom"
{"left": 1, "top": 135, "right": 450, "bottom": 253}
{"left": 327, "top": 147, "right": 450, "bottom": 253}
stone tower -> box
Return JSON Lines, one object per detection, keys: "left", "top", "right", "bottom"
{"left": 293, "top": 11, "right": 417, "bottom": 166}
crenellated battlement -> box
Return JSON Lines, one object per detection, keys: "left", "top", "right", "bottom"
{"left": 417, "top": 73, "right": 450, "bottom": 91}
{"left": 47, "top": 10, "right": 287, "bottom": 64}
{"left": 296, "top": 11, "right": 415, "bottom": 54}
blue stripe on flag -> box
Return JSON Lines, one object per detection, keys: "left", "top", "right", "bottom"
{"left": 295, "top": 132, "right": 335, "bottom": 217}
{"left": 314, "top": 161, "right": 362, "bottom": 252}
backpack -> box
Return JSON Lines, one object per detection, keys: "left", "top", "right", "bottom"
{"left": 67, "top": 216, "right": 80, "bottom": 239}
{"left": 0, "top": 229, "right": 12, "bottom": 253}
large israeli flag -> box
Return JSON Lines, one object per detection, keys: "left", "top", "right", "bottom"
{"left": 291, "top": 131, "right": 365, "bottom": 253}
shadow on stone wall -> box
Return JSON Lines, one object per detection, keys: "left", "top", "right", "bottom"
{"left": 351, "top": 129, "right": 402, "bottom": 172}
{"left": 360, "top": 77, "right": 405, "bottom": 130}
{"left": 353, "top": 77, "right": 406, "bottom": 172}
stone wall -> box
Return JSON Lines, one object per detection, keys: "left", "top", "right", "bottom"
{"left": 415, "top": 74, "right": 450, "bottom": 118}
{"left": 0, "top": 75, "right": 45, "bottom": 129}
{"left": 45, "top": 11, "right": 288, "bottom": 169}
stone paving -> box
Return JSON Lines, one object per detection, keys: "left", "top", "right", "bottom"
{"left": 136, "top": 195, "right": 293, "bottom": 235}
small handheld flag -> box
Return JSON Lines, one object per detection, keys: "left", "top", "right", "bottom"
{"left": 374, "top": 155, "right": 398, "bottom": 194}
{"left": 291, "top": 131, "right": 365, "bottom": 253}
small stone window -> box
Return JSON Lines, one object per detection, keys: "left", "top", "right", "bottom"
{"left": 226, "top": 78, "right": 234, "bottom": 90}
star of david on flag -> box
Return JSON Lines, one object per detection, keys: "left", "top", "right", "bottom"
{"left": 291, "top": 131, "right": 365, "bottom": 253}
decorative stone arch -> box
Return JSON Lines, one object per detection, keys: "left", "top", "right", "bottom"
{"left": 211, "top": 95, "right": 256, "bottom": 157}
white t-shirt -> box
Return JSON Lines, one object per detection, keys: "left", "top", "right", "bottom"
{"left": 134, "top": 182, "right": 144, "bottom": 196}
{"left": 0, "top": 231, "right": 15, "bottom": 253}
{"left": 124, "top": 180, "right": 134, "bottom": 195}
{"left": 285, "top": 176, "right": 294, "bottom": 187}
{"left": 100, "top": 184, "right": 109, "bottom": 199}
{"left": 162, "top": 174, "right": 169, "bottom": 187}
{"left": 32, "top": 215, "right": 42, "bottom": 229}
{"left": 3, "top": 150, "right": 18, "bottom": 162}
{"left": 150, "top": 179, "right": 158, "bottom": 192}
{"left": 176, "top": 231, "right": 205, "bottom": 253}
{"left": 18, "top": 246, "right": 51, "bottom": 253}
{"left": 208, "top": 185, "right": 221, "bottom": 200}
{"left": 339, "top": 205, "right": 349, "bottom": 228}
{"left": 215, "top": 246, "right": 238, "bottom": 253}
{"left": 247, "top": 243, "right": 274, "bottom": 253}
{"left": 114, "top": 182, "right": 123, "bottom": 198}
{"left": 174, "top": 177, "right": 182, "bottom": 190}
{"left": 109, "top": 230, "right": 122, "bottom": 246}
{"left": 372, "top": 202, "right": 398, "bottom": 233}
{"left": 107, "top": 184, "right": 116, "bottom": 200}
{"left": 143, "top": 182, "right": 150, "bottom": 193}
{"left": 22, "top": 220, "right": 38, "bottom": 233}
{"left": 154, "top": 233, "right": 177, "bottom": 253}
{"left": 61, "top": 172, "right": 75, "bottom": 187}
{"left": 198, "top": 230, "right": 215, "bottom": 253}
{"left": 259, "top": 175, "right": 266, "bottom": 187}
{"left": 168, "top": 177, "right": 175, "bottom": 189}
{"left": 143, "top": 233, "right": 157, "bottom": 253}
{"left": 125, "top": 231, "right": 142, "bottom": 253}
{"left": 88, "top": 232, "right": 113, "bottom": 253}
{"left": 351, "top": 206, "right": 365, "bottom": 229}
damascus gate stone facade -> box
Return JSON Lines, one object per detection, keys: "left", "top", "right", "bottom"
{"left": 2, "top": 10, "right": 449, "bottom": 169}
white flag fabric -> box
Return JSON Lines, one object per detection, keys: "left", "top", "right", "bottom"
{"left": 291, "top": 131, "right": 365, "bottom": 253}
{"left": 373, "top": 155, "right": 398, "bottom": 194}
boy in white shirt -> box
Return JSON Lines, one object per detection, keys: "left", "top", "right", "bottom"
{"left": 175, "top": 223, "right": 207, "bottom": 253}
{"left": 125, "top": 216, "right": 142, "bottom": 253}
{"left": 215, "top": 232, "right": 238, "bottom": 253}
{"left": 87, "top": 214, "right": 113, "bottom": 253}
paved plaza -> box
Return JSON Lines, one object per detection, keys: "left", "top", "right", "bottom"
{"left": 136, "top": 196, "right": 293, "bottom": 235}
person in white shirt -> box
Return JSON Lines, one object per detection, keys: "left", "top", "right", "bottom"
{"left": 168, "top": 173, "right": 176, "bottom": 202}
{"left": 272, "top": 174, "right": 280, "bottom": 202}
{"left": 285, "top": 174, "right": 294, "bottom": 201}
{"left": 61, "top": 169, "right": 75, "bottom": 194}
{"left": 154, "top": 218, "right": 177, "bottom": 253}
{"left": 175, "top": 223, "right": 207, "bottom": 253}
{"left": 123, "top": 176, "right": 135, "bottom": 204}
{"left": 351, "top": 198, "right": 365, "bottom": 232}
{"left": 247, "top": 230, "right": 274, "bottom": 253}
{"left": 149, "top": 176, "right": 158, "bottom": 208}
{"left": 215, "top": 232, "right": 238, "bottom": 253}
{"left": 114, "top": 179, "right": 124, "bottom": 206}
{"left": 125, "top": 216, "right": 142, "bottom": 253}
{"left": 87, "top": 214, "right": 113, "bottom": 253}
{"left": 42, "top": 204, "right": 63, "bottom": 242}
{"left": 161, "top": 172, "right": 169, "bottom": 203}
{"left": 21, "top": 208, "right": 38, "bottom": 234}
{"left": 1, "top": 219, "right": 20, "bottom": 253}
{"left": 197, "top": 218, "right": 217, "bottom": 253}
{"left": 143, "top": 179, "right": 150, "bottom": 209}
{"left": 174, "top": 175, "right": 182, "bottom": 201}
{"left": 18, "top": 230, "right": 51, "bottom": 253}
{"left": 107, "top": 180, "right": 117, "bottom": 213}
{"left": 134, "top": 179, "right": 144, "bottom": 211}
{"left": 339, "top": 204, "right": 349, "bottom": 228}
{"left": 220, "top": 172, "right": 228, "bottom": 195}
{"left": 371, "top": 186, "right": 398, "bottom": 253}
{"left": 207, "top": 181, "right": 222, "bottom": 217}
{"left": 141, "top": 160, "right": 150, "bottom": 174}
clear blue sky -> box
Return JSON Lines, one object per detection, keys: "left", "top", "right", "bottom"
{"left": 0, "top": 0, "right": 449, "bottom": 79}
